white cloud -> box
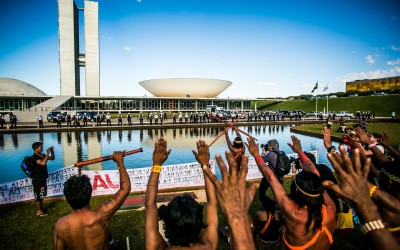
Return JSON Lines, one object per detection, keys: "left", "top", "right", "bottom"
{"left": 258, "top": 81, "right": 278, "bottom": 87}
{"left": 123, "top": 46, "right": 135, "bottom": 51}
{"left": 387, "top": 59, "right": 400, "bottom": 66}
{"left": 389, "top": 45, "right": 400, "bottom": 51}
{"left": 365, "top": 55, "right": 375, "bottom": 64}
{"left": 337, "top": 67, "right": 400, "bottom": 83}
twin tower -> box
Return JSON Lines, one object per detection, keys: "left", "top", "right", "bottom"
{"left": 58, "top": 0, "right": 100, "bottom": 96}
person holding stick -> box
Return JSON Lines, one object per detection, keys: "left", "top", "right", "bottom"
{"left": 54, "top": 151, "right": 131, "bottom": 249}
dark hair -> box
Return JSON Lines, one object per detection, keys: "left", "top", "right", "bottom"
{"left": 290, "top": 171, "right": 324, "bottom": 233}
{"left": 32, "top": 142, "right": 43, "bottom": 150}
{"left": 370, "top": 132, "right": 381, "bottom": 140}
{"left": 63, "top": 175, "right": 92, "bottom": 210}
{"left": 232, "top": 136, "right": 243, "bottom": 149}
{"left": 163, "top": 194, "right": 205, "bottom": 246}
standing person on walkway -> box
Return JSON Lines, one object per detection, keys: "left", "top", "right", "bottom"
{"left": 96, "top": 114, "right": 102, "bottom": 127}
{"left": 139, "top": 112, "right": 144, "bottom": 125}
{"left": 106, "top": 112, "right": 111, "bottom": 126}
{"left": 66, "top": 113, "right": 71, "bottom": 127}
{"left": 11, "top": 113, "right": 17, "bottom": 129}
{"left": 117, "top": 113, "right": 123, "bottom": 126}
{"left": 31, "top": 142, "right": 55, "bottom": 217}
{"left": 82, "top": 113, "right": 88, "bottom": 127}
{"left": 54, "top": 151, "right": 131, "bottom": 249}
{"left": 38, "top": 114, "right": 44, "bottom": 128}
{"left": 127, "top": 113, "right": 132, "bottom": 126}
{"left": 0, "top": 114, "right": 5, "bottom": 128}
{"left": 56, "top": 114, "right": 62, "bottom": 128}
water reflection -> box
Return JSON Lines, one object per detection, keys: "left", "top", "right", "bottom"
{"left": 0, "top": 125, "right": 335, "bottom": 184}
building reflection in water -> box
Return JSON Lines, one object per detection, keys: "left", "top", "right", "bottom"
{"left": 0, "top": 134, "right": 4, "bottom": 148}
{"left": 1, "top": 125, "right": 291, "bottom": 171}
{"left": 11, "top": 133, "right": 18, "bottom": 148}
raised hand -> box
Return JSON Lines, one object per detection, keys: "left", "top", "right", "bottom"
{"left": 112, "top": 151, "right": 125, "bottom": 164}
{"left": 322, "top": 127, "right": 332, "bottom": 149}
{"left": 287, "top": 135, "right": 302, "bottom": 154}
{"left": 245, "top": 136, "right": 259, "bottom": 156}
{"left": 192, "top": 140, "right": 210, "bottom": 166}
{"left": 152, "top": 138, "right": 171, "bottom": 166}
{"left": 322, "top": 145, "right": 370, "bottom": 211}
{"left": 354, "top": 127, "right": 369, "bottom": 144}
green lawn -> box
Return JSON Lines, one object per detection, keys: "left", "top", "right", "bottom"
{"left": 254, "top": 95, "right": 400, "bottom": 117}
{"left": 291, "top": 122, "right": 400, "bottom": 150}
{"left": 0, "top": 182, "right": 367, "bottom": 250}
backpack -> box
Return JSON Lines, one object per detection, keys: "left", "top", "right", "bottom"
{"left": 21, "top": 156, "right": 35, "bottom": 177}
{"left": 271, "top": 151, "right": 291, "bottom": 176}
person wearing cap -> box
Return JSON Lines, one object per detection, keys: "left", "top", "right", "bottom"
{"left": 38, "top": 114, "right": 44, "bottom": 128}
{"left": 31, "top": 142, "right": 55, "bottom": 217}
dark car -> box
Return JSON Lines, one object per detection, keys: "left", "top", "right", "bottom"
{"left": 47, "top": 111, "right": 65, "bottom": 122}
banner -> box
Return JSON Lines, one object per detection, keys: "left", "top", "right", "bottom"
{"left": 0, "top": 150, "right": 318, "bottom": 205}
{"left": 82, "top": 160, "right": 216, "bottom": 196}
{"left": 0, "top": 165, "right": 77, "bottom": 205}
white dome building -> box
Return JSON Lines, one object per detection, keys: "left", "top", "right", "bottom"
{"left": 139, "top": 78, "right": 232, "bottom": 98}
{"left": 0, "top": 78, "right": 47, "bottom": 96}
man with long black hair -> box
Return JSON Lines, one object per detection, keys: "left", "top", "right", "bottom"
{"left": 247, "top": 135, "right": 336, "bottom": 249}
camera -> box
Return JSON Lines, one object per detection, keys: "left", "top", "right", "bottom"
{"left": 290, "top": 157, "right": 301, "bottom": 170}
{"left": 260, "top": 144, "right": 268, "bottom": 149}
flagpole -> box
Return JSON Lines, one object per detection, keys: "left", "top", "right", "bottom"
{"left": 315, "top": 81, "right": 318, "bottom": 120}
{"left": 326, "top": 87, "right": 328, "bottom": 115}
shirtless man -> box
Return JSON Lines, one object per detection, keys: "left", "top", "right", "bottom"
{"left": 54, "top": 151, "right": 131, "bottom": 249}
{"left": 145, "top": 138, "right": 218, "bottom": 249}
{"left": 247, "top": 135, "right": 336, "bottom": 250}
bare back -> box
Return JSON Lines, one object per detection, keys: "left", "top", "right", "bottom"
{"left": 54, "top": 209, "right": 110, "bottom": 249}
{"left": 282, "top": 193, "right": 336, "bottom": 250}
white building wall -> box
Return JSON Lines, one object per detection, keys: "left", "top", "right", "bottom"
{"left": 84, "top": 0, "right": 100, "bottom": 96}
{"left": 58, "top": 0, "right": 80, "bottom": 96}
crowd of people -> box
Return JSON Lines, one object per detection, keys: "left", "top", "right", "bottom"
{"left": 25, "top": 116, "right": 400, "bottom": 249}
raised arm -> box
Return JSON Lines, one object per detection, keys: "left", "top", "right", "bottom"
{"left": 379, "top": 132, "right": 400, "bottom": 161}
{"left": 192, "top": 140, "right": 218, "bottom": 249}
{"left": 145, "top": 138, "right": 171, "bottom": 250}
{"left": 371, "top": 186, "right": 400, "bottom": 228}
{"left": 95, "top": 151, "right": 131, "bottom": 219}
{"left": 287, "top": 135, "right": 319, "bottom": 176}
{"left": 37, "top": 146, "right": 55, "bottom": 165}
{"left": 322, "top": 146, "right": 399, "bottom": 250}
{"left": 225, "top": 130, "right": 235, "bottom": 152}
{"left": 201, "top": 151, "right": 257, "bottom": 250}
{"left": 246, "top": 137, "right": 291, "bottom": 210}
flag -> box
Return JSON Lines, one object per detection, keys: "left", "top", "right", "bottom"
{"left": 311, "top": 82, "right": 318, "bottom": 93}
{"left": 323, "top": 85, "right": 328, "bottom": 91}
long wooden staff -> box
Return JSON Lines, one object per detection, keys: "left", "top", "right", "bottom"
{"left": 74, "top": 148, "right": 143, "bottom": 168}
{"left": 210, "top": 113, "right": 257, "bottom": 141}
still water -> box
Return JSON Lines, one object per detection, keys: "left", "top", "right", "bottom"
{"left": 0, "top": 125, "right": 336, "bottom": 184}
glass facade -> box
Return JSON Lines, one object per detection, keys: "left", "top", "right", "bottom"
{"left": 0, "top": 96, "right": 253, "bottom": 112}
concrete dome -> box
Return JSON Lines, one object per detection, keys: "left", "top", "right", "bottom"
{"left": 139, "top": 78, "right": 232, "bottom": 98}
{"left": 0, "top": 78, "right": 47, "bottom": 96}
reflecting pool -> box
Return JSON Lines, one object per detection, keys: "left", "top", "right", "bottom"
{"left": 0, "top": 125, "right": 336, "bottom": 184}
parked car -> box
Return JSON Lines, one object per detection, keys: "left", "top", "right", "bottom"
{"left": 306, "top": 111, "right": 317, "bottom": 117}
{"left": 47, "top": 111, "right": 65, "bottom": 122}
{"left": 335, "top": 111, "right": 354, "bottom": 118}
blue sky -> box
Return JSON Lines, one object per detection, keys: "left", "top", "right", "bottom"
{"left": 0, "top": 0, "right": 399, "bottom": 98}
